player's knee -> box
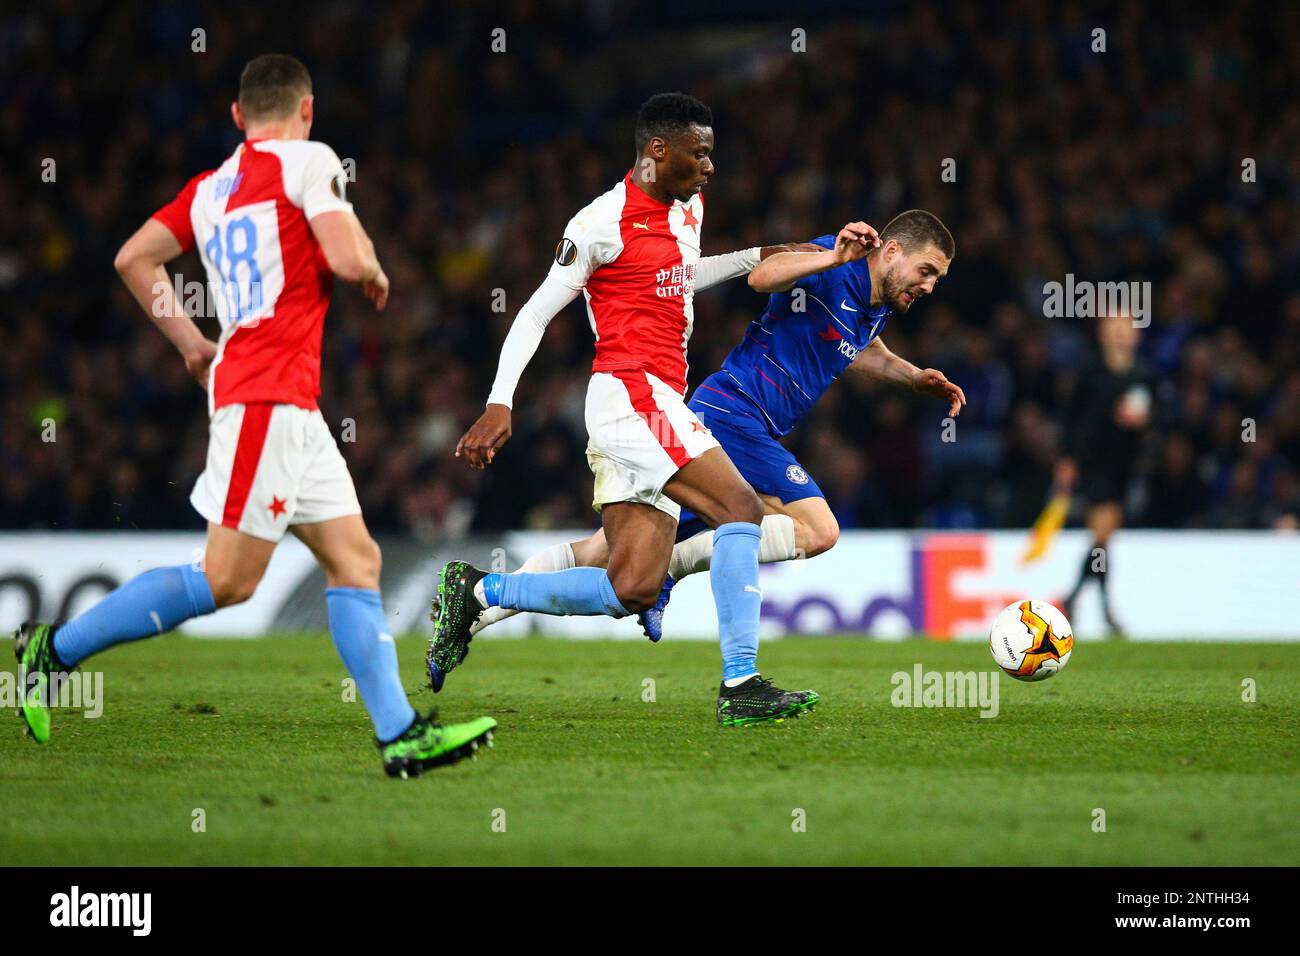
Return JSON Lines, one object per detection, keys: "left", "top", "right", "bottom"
{"left": 608, "top": 570, "right": 659, "bottom": 614}
{"left": 207, "top": 569, "right": 259, "bottom": 608}
{"left": 801, "top": 515, "right": 840, "bottom": 557}
{"left": 331, "top": 536, "right": 382, "bottom": 589}
{"left": 616, "top": 588, "right": 658, "bottom": 615}
{"left": 717, "top": 486, "right": 764, "bottom": 527}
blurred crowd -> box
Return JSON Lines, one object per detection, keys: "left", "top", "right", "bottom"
{"left": 2, "top": 0, "right": 1298, "bottom": 538}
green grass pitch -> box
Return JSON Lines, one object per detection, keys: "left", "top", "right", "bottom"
{"left": 3, "top": 634, "right": 1297, "bottom": 866}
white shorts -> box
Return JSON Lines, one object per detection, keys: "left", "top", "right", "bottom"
{"left": 190, "top": 403, "right": 361, "bottom": 542}
{"left": 584, "top": 370, "right": 720, "bottom": 518}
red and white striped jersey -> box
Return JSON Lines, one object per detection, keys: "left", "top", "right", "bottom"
{"left": 151, "top": 139, "right": 354, "bottom": 413}
{"left": 548, "top": 170, "right": 704, "bottom": 394}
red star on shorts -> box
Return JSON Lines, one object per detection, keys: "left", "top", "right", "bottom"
{"left": 691, "top": 421, "right": 709, "bottom": 433}
{"left": 268, "top": 496, "right": 287, "bottom": 518}
{"left": 680, "top": 204, "right": 698, "bottom": 232}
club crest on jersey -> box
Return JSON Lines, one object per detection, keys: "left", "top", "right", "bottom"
{"left": 786, "top": 465, "right": 810, "bottom": 485}
{"left": 555, "top": 238, "right": 578, "bottom": 266}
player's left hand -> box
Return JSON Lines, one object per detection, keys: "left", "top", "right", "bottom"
{"left": 360, "top": 266, "right": 389, "bottom": 311}
{"left": 831, "top": 221, "right": 881, "bottom": 264}
{"left": 911, "top": 368, "right": 966, "bottom": 417}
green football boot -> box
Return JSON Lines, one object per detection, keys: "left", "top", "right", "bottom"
{"left": 716, "top": 675, "right": 820, "bottom": 727}
{"left": 14, "top": 621, "right": 69, "bottom": 744}
{"left": 378, "top": 710, "right": 498, "bottom": 778}
{"left": 427, "top": 560, "right": 487, "bottom": 692}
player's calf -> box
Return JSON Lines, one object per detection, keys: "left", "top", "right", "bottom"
{"left": 37, "top": 563, "right": 218, "bottom": 682}
{"left": 795, "top": 513, "right": 840, "bottom": 558}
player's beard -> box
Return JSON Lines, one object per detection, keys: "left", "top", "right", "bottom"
{"left": 882, "top": 269, "right": 913, "bottom": 311}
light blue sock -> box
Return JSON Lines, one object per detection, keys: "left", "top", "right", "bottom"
{"left": 326, "top": 587, "right": 416, "bottom": 743}
{"left": 712, "top": 522, "right": 763, "bottom": 681}
{"left": 485, "top": 568, "right": 630, "bottom": 618}
{"left": 52, "top": 564, "right": 217, "bottom": 667}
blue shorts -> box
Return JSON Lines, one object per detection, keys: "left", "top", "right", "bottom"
{"left": 676, "top": 377, "right": 824, "bottom": 541}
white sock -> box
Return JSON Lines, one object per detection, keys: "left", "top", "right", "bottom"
{"left": 668, "top": 529, "right": 714, "bottom": 580}
{"left": 724, "top": 673, "right": 758, "bottom": 687}
{"left": 668, "top": 513, "right": 800, "bottom": 581}
{"left": 470, "top": 542, "right": 577, "bottom": 635}
{"left": 758, "top": 513, "right": 798, "bottom": 564}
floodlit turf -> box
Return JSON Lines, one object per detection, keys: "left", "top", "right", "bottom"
{"left": 2, "top": 634, "right": 1297, "bottom": 866}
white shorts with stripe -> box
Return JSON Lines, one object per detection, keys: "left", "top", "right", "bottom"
{"left": 190, "top": 403, "right": 361, "bottom": 542}
{"left": 584, "top": 370, "right": 720, "bottom": 519}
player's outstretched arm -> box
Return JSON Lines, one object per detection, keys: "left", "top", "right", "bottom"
{"left": 692, "top": 242, "right": 826, "bottom": 293}
{"left": 114, "top": 219, "right": 218, "bottom": 389}
{"left": 455, "top": 273, "right": 582, "bottom": 469}
{"left": 310, "top": 211, "right": 388, "bottom": 310}
{"left": 762, "top": 242, "right": 827, "bottom": 256}
{"left": 851, "top": 338, "right": 966, "bottom": 417}
{"left": 747, "top": 222, "right": 880, "bottom": 293}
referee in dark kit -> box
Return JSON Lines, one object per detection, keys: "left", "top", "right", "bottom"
{"left": 1056, "top": 311, "right": 1156, "bottom": 637}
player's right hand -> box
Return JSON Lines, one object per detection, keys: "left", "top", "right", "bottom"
{"left": 456, "top": 404, "right": 512, "bottom": 469}
{"left": 831, "top": 221, "right": 880, "bottom": 264}
{"left": 360, "top": 266, "right": 389, "bottom": 311}
{"left": 183, "top": 338, "right": 218, "bottom": 390}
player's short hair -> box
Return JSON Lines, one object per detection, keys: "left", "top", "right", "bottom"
{"left": 635, "top": 92, "right": 713, "bottom": 152}
{"left": 880, "top": 210, "right": 955, "bottom": 260}
{"left": 238, "top": 54, "right": 312, "bottom": 122}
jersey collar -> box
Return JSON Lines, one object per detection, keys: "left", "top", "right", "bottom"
{"left": 624, "top": 169, "right": 676, "bottom": 207}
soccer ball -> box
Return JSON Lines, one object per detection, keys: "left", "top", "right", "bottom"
{"left": 988, "top": 599, "right": 1074, "bottom": 682}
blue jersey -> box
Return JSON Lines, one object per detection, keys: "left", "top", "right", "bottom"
{"left": 715, "top": 235, "right": 891, "bottom": 437}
